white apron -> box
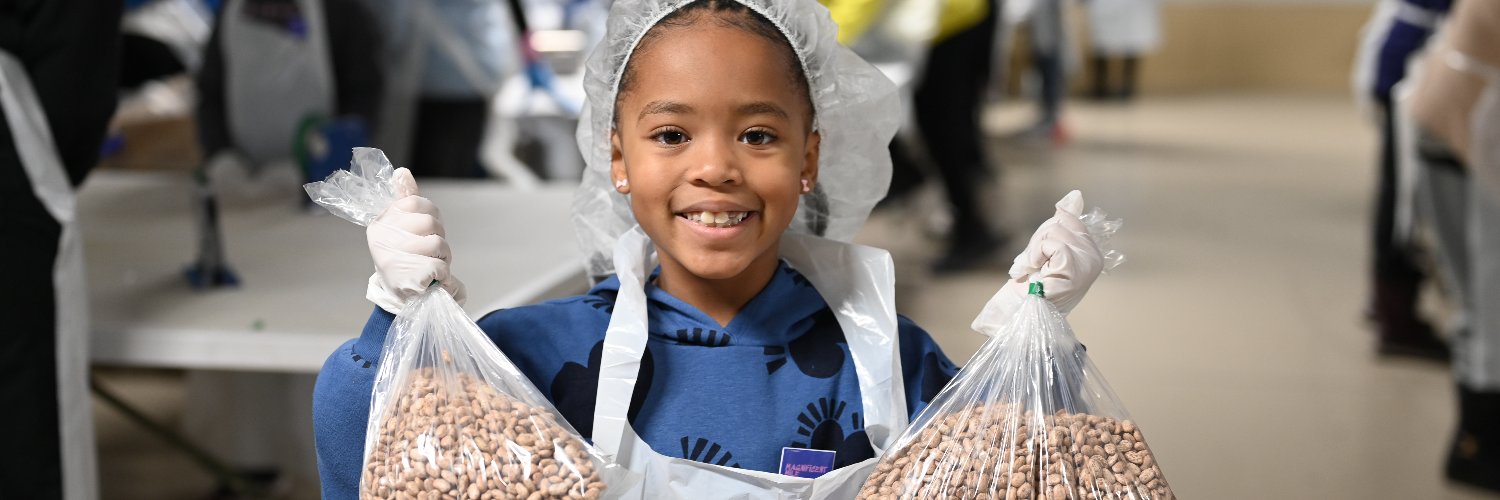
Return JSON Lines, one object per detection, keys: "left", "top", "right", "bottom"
{"left": 0, "top": 50, "right": 98, "bottom": 500}
{"left": 1450, "top": 52, "right": 1500, "bottom": 206}
{"left": 1448, "top": 51, "right": 1500, "bottom": 390}
{"left": 1392, "top": 76, "right": 1421, "bottom": 248}
{"left": 220, "top": 0, "right": 334, "bottom": 165}
{"left": 1407, "top": 50, "right": 1500, "bottom": 391}
{"left": 592, "top": 228, "right": 908, "bottom": 499}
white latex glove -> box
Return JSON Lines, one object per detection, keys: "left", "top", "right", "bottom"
{"left": 366, "top": 168, "right": 467, "bottom": 314}
{"left": 971, "top": 190, "right": 1106, "bottom": 335}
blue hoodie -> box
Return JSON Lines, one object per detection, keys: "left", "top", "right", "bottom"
{"left": 312, "top": 261, "right": 958, "bottom": 499}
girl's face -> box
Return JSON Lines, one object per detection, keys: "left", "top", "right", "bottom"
{"left": 610, "top": 20, "right": 819, "bottom": 281}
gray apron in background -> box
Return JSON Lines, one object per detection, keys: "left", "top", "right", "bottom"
{"left": 221, "top": 0, "right": 334, "bottom": 165}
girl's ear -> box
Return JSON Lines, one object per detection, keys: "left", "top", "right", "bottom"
{"left": 611, "top": 129, "right": 629, "bottom": 194}
{"left": 802, "top": 130, "right": 821, "bottom": 189}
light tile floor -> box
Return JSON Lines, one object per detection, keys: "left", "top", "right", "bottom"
{"left": 859, "top": 92, "right": 1497, "bottom": 499}
{"left": 95, "top": 93, "right": 1499, "bottom": 499}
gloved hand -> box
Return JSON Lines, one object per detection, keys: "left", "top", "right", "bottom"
{"left": 971, "top": 190, "right": 1106, "bottom": 334}
{"left": 366, "top": 168, "right": 467, "bottom": 314}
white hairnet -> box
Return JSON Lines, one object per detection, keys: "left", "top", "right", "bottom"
{"left": 571, "top": 0, "right": 902, "bottom": 277}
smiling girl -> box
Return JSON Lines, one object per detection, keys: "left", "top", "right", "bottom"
{"left": 312, "top": 1, "right": 1107, "bottom": 498}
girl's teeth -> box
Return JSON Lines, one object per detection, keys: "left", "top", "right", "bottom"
{"left": 683, "top": 211, "right": 748, "bottom": 227}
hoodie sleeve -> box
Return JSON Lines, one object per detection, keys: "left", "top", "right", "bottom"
{"left": 897, "top": 315, "right": 959, "bottom": 418}
{"left": 312, "top": 307, "right": 395, "bottom": 500}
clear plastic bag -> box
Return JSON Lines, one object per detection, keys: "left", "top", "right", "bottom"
{"left": 859, "top": 208, "right": 1173, "bottom": 500}
{"left": 306, "top": 147, "right": 627, "bottom": 499}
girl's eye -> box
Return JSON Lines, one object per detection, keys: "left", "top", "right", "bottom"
{"left": 652, "top": 129, "right": 688, "bottom": 146}
{"left": 741, "top": 129, "right": 777, "bottom": 146}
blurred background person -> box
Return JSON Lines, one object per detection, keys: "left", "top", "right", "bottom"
{"left": 187, "top": 0, "right": 383, "bottom": 286}
{"left": 1405, "top": 0, "right": 1500, "bottom": 489}
{"left": 1022, "top": 0, "right": 1072, "bottom": 143}
{"left": 1084, "top": 0, "right": 1159, "bottom": 101}
{"left": 196, "top": 0, "right": 384, "bottom": 173}
{"left": 189, "top": 0, "right": 385, "bottom": 495}
{"left": 915, "top": 0, "right": 1007, "bottom": 273}
{"left": 0, "top": 1, "right": 122, "bottom": 499}
{"left": 1352, "top": 0, "right": 1451, "bottom": 360}
{"left": 831, "top": 0, "right": 1009, "bottom": 273}
{"left": 821, "top": 0, "right": 932, "bottom": 209}
{"left": 365, "top": 0, "right": 522, "bottom": 178}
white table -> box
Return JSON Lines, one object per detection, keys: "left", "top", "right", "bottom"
{"left": 77, "top": 170, "right": 588, "bottom": 493}
{"left": 81, "top": 170, "right": 588, "bottom": 372}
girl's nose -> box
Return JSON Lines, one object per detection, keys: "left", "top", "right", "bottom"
{"left": 687, "top": 137, "right": 742, "bottom": 187}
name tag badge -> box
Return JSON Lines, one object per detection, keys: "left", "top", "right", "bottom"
{"left": 779, "top": 447, "right": 836, "bottom": 478}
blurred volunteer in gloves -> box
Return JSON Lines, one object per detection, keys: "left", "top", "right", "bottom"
{"left": 312, "top": 0, "right": 1109, "bottom": 497}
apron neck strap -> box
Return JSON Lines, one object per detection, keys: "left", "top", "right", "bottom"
{"left": 591, "top": 227, "right": 654, "bottom": 456}
{"left": 0, "top": 50, "right": 74, "bottom": 223}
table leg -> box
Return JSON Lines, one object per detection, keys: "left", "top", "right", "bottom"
{"left": 90, "top": 375, "right": 268, "bottom": 497}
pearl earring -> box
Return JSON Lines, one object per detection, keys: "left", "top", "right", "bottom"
{"left": 801, "top": 179, "right": 811, "bottom": 193}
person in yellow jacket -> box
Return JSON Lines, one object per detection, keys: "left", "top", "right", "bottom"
{"left": 824, "top": 0, "right": 1005, "bottom": 273}
{"left": 824, "top": 0, "right": 989, "bottom": 47}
